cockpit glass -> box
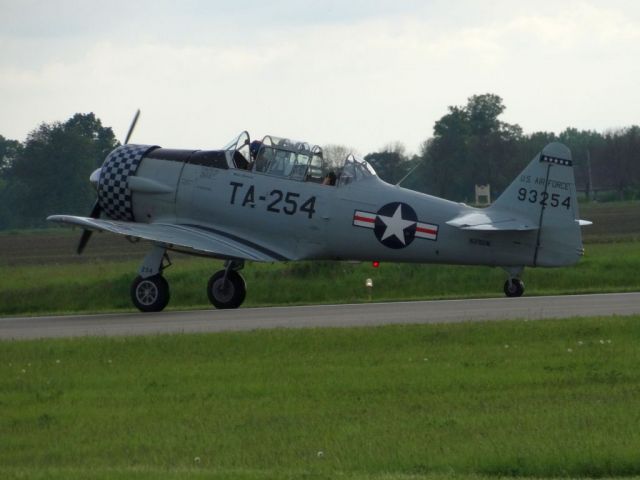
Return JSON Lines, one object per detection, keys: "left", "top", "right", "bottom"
{"left": 337, "top": 154, "right": 377, "bottom": 186}
{"left": 222, "top": 133, "right": 375, "bottom": 185}
{"left": 223, "top": 131, "right": 251, "bottom": 169}
{"left": 224, "top": 131, "right": 249, "bottom": 151}
{"left": 253, "top": 135, "right": 324, "bottom": 181}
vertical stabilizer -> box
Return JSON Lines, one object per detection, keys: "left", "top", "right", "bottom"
{"left": 490, "top": 142, "right": 583, "bottom": 266}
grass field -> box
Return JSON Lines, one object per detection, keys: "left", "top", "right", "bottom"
{"left": 1, "top": 240, "right": 639, "bottom": 316}
{"left": 1, "top": 205, "right": 639, "bottom": 480}
{"left": 1, "top": 316, "right": 640, "bottom": 479}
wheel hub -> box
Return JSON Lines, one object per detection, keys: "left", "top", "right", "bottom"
{"left": 213, "top": 279, "right": 234, "bottom": 303}
{"left": 136, "top": 280, "right": 159, "bottom": 306}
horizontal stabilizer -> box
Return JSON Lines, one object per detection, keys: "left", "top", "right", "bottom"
{"left": 47, "top": 215, "right": 289, "bottom": 262}
{"left": 446, "top": 212, "right": 538, "bottom": 232}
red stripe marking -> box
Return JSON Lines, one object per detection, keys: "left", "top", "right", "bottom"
{"left": 354, "top": 215, "right": 375, "bottom": 223}
{"left": 416, "top": 226, "right": 437, "bottom": 235}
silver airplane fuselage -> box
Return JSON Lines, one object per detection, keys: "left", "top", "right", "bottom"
{"left": 49, "top": 133, "right": 587, "bottom": 311}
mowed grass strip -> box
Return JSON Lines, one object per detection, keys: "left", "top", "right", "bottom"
{"left": 1, "top": 240, "right": 640, "bottom": 316}
{"left": 1, "top": 316, "right": 640, "bottom": 479}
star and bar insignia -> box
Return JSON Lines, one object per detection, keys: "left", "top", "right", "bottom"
{"left": 353, "top": 202, "right": 438, "bottom": 249}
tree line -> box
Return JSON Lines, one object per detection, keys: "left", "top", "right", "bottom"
{"left": 0, "top": 114, "right": 117, "bottom": 229}
{"left": 366, "top": 94, "right": 640, "bottom": 203}
{"left": 1, "top": 95, "right": 639, "bottom": 230}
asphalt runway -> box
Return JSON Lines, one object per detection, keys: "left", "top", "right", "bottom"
{"left": 1, "top": 292, "right": 639, "bottom": 340}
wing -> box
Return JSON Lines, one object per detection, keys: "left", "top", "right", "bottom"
{"left": 47, "top": 215, "right": 290, "bottom": 262}
{"left": 446, "top": 211, "right": 539, "bottom": 231}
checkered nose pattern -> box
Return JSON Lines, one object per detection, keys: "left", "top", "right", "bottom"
{"left": 97, "top": 144, "right": 155, "bottom": 221}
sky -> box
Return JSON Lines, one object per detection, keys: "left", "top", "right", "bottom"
{"left": 1, "top": 0, "right": 639, "bottom": 155}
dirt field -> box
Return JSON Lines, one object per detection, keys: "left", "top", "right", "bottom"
{"left": 579, "top": 201, "right": 640, "bottom": 241}
{"left": 0, "top": 229, "right": 151, "bottom": 266}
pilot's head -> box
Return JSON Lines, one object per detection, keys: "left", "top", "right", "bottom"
{"left": 250, "top": 140, "right": 262, "bottom": 159}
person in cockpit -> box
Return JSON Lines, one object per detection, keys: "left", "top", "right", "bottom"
{"left": 250, "top": 140, "right": 262, "bottom": 160}
{"left": 322, "top": 171, "right": 337, "bottom": 186}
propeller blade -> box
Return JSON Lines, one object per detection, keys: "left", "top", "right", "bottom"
{"left": 123, "top": 109, "right": 141, "bottom": 145}
{"left": 89, "top": 199, "right": 101, "bottom": 218}
{"left": 77, "top": 229, "right": 93, "bottom": 255}
{"left": 76, "top": 200, "right": 102, "bottom": 254}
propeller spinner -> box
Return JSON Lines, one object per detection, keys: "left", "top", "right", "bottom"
{"left": 76, "top": 109, "right": 140, "bottom": 254}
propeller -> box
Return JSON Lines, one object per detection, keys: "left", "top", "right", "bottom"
{"left": 77, "top": 199, "right": 101, "bottom": 254}
{"left": 124, "top": 109, "right": 140, "bottom": 145}
{"left": 76, "top": 109, "right": 140, "bottom": 254}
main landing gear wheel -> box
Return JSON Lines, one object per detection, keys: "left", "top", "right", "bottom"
{"left": 207, "top": 270, "right": 246, "bottom": 309}
{"left": 504, "top": 278, "right": 525, "bottom": 298}
{"left": 131, "top": 275, "right": 170, "bottom": 312}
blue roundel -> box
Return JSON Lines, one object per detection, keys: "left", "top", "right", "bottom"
{"left": 373, "top": 202, "right": 418, "bottom": 249}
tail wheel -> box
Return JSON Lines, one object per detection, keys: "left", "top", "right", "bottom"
{"left": 504, "top": 278, "right": 525, "bottom": 298}
{"left": 207, "top": 270, "right": 246, "bottom": 309}
{"left": 131, "top": 275, "right": 170, "bottom": 312}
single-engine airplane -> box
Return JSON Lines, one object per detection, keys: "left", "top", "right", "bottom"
{"left": 48, "top": 118, "right": 591, "bottom": 312}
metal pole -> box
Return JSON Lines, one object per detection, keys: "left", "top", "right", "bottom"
{"left": 586, "top": 148, "right": 593, "bottom": 202}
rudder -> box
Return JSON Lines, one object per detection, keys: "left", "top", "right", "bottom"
{"left": 490, "top": 142, "right": 583, "bottom": 266}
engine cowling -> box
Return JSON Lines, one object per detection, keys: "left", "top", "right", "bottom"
{"left": 97, "top": 144, "right": 158, "bottom": 221}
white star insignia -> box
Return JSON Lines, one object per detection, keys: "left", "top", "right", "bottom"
{"left": 377, "top": 205, "right": 415, "bottom": 244}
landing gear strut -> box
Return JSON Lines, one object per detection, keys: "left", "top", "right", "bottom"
{"left": 131, "top": 245, "right": 171, "bottom": 312}
{"left": 502, "top": 266, "right": 525, "bottom": 298}
{"left": 207, "top": 260, "right": 246, "bottom": 309}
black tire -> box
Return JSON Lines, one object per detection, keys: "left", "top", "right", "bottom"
{"left": 207, "top": 270, "right": 246, "bottom": 309}
{"left": 503, "top": 278, "right": 525, "bottom": 298}
{"left": 131, "top": 275, "right": 170, "bottom": 312}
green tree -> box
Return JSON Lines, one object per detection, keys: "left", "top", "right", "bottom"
{"left": 419, "top": 94, "right": 522, "bottom": 201}
{"left": 622, "top": 125, "right": 640, "bottom": 199}
{"left": 598, "top": 126, "right": 640, "bottom": 200}
{"left": 3, "top": 113, "right": 117, "bottom": 229}
{"left": 0, "top": 135, "right": 23, "bottom": 229}
{"left": 0, "top": 135, "right": 22, "bottom": 177}
{"left": 364, "top": 142, "right": 410, "bottom": 184}
{"left": 555, "top": 128, "right": 605, "bottom": 199}
{"left": 422, "top": 106, "right": 470, "bottom": 198}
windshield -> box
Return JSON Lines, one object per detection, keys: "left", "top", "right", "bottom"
{"left": 336, "top": 154, "right": 377, "bottom": 186}
{"left": 224, "top": 131, "right": 251, "bottom": 169}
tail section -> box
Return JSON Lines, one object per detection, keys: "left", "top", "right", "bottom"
{"left": 490, "top": 142, "right": 584, "bottom": 266}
